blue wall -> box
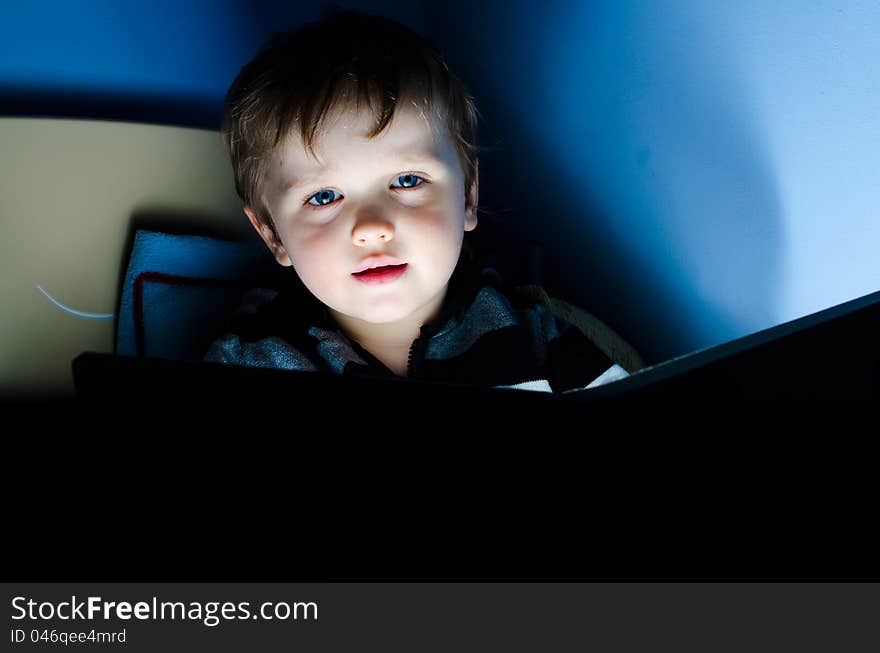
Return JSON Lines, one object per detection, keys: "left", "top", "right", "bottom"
{"left": 0, "top": 0, "right": 423, "bottom": 128}
{"left": 5, "top": 0, "right": 877, "bottom": 364}
{"left": 426, "top": 0, "right": 880, "bottom": 363}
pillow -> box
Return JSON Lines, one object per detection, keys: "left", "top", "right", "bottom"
{"left": 116, "top": 230, "right": 284, "bottom": 361}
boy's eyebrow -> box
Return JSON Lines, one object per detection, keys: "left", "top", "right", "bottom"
{"left": 279, "top": 150, "right": 445, "bottom": 194}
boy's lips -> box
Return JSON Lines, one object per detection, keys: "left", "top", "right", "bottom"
{"left": 352, "top": 257, "right": 409, "bottom": 285}
{"left": 352, "top": 255, "right": 407, "bottom": 274}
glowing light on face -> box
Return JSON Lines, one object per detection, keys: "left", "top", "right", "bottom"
{"left": 250, "top": 103, "right": 477, "bottom": 331}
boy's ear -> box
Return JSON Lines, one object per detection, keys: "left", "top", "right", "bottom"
{"left": 244, "top": 206, "right": 291, "bottom": 267}
{"left": 465, "top": 159, "right": 479, "bottom": 232}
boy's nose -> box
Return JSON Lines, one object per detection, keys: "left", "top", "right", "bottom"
{"left": 352, "top": 218, "right": 395, "bottom": 246}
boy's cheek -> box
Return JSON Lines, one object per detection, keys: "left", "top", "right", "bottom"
{"left": 416, "top": 206, "right": 469, "bottom": 233}
{"left": 290, "top": 229, "right": 343, "bottom": 266}
{"left": 422, "top": 184, "right": 463, "bottom": 210}
{"left": 280, "top": 218, "right": 329, "bottom": 244}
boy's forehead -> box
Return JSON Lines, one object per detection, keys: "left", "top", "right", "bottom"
{"left": 277, "top": 103, "right": 449, "bottom": 168}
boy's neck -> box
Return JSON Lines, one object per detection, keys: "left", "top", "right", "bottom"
{"left": 328, "top": 284, "right": 449, "bottom": 365}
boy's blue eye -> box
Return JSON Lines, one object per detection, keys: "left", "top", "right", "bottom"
{"left": 391, "top": 173, "right": 424, "bottom": 189}
{"left": 307, "top": 189, "right": 340, "bottom": 207}
{"left": 304, "top": 173, "right": 426, "bottom": 207}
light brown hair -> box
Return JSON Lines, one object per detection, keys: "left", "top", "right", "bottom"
{"left": 222, "top": 8, "right": 482, "bottom": 239}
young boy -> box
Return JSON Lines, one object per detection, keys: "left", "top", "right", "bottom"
{"left": 205, "top": 9, "right": 643, "bottom": 392}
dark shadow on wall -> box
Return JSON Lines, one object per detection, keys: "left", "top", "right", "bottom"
{"left": 452, "top": 93, "right": 676, "bottom": 366}
{"left": 0, "top": 87, "right": 224, "bottom": 130}
{"left": 425, "top": 1, "right": 784, "bottom": 366}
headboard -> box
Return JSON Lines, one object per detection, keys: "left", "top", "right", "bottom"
{"left": 0, "top": 117, "right": 253, "bottom": 398}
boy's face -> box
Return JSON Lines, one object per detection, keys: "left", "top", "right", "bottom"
{"left": 245, "top": 103, "right": 478, "bottom": 327}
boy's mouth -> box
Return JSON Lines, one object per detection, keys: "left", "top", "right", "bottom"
{"left": 353, "top": 255, "right": 407, "bottom": 274}
{"left": 353, "top": 264, "right": 404, "bottom": 274}
{"left": 352, "top": 263, "right": 408, "bottom": 285}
